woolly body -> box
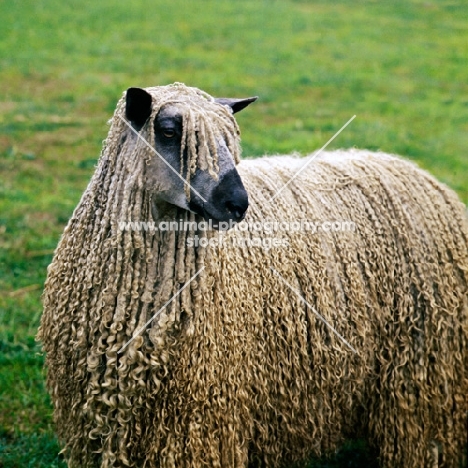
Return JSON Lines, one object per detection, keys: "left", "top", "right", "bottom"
{"left": 39, "top": 85, "right": 468, "bottom": 468}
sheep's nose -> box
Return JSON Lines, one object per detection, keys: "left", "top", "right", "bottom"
{"left": 226, "top": 193, "right": 249, "bottom": 221}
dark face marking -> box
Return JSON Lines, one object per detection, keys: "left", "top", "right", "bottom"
{"left": 188, "top": 169, "right": 249, "bottom": 225}
{"left": 125, "top": 87, "right": 257, "bottom": 229}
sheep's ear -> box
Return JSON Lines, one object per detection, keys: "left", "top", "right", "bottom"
{"left": 215, "top": 96, "right": 258, "bottom": 114}
{"left": 126, "top": 87, "right": 152, "bottom": 129}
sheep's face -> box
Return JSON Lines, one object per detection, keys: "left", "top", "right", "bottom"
{"left": 125, "top": 87, "right": 256, "bottom": 228}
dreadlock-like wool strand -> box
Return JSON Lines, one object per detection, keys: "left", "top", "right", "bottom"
{"left": 39, "top": 84, "right": 468, "bottom": 468}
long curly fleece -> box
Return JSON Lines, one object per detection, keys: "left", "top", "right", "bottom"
{"left": 39, "top": 84, "right": 468, "bottom": 468}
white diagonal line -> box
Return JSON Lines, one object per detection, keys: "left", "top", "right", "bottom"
{"left": 118, "top": 266, "right": 205, "bottom": 354}
{"left": 270, "top": 267, "right": 358, "bottom": 354}
{"left": 118, "top": 114, "right": 208, "bottom": 203}
{"left": 269, "top": 115, "right": 356, "bottom": 203}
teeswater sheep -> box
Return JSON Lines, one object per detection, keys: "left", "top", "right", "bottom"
{"left": 38, "top": 83, "right": 468, "bottom": 468}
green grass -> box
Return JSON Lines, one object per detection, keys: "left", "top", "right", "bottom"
{"left": 1, "top": 0, "right": 467, "bottom": 466}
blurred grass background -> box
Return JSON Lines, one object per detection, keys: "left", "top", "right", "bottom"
{"left": 0, "top": 0, "right": 467, "bottom": 466}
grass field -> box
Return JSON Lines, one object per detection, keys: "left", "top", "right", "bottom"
{"left": 1, "top": 0, "right": 467, "bottom": 466}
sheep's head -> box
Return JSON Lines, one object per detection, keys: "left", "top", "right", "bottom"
{"left": 124, "top": 84, "right": 257, "bottom": 228}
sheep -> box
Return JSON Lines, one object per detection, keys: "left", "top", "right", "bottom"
{"left": 38, "top": 83, "right": 468, "bottom": 468}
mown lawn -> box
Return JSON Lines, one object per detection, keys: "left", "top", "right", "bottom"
{"left": 0, "top": 0, "right": 467, "bottom": 466}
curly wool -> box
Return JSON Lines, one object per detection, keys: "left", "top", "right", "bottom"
{"left": 39, "top": 87, "right": 468, "bottom": 468}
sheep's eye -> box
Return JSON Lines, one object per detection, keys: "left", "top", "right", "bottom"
{"left": 163, "top": 129, "right": 175, "bottom": 138}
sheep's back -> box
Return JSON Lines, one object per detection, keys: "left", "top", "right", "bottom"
{"left": 183, "top": 149, "right": 468, "bottom": 465}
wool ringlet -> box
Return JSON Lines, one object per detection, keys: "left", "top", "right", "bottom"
{"left": 39, "top": 84, "right": 468, "bottom": 468}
